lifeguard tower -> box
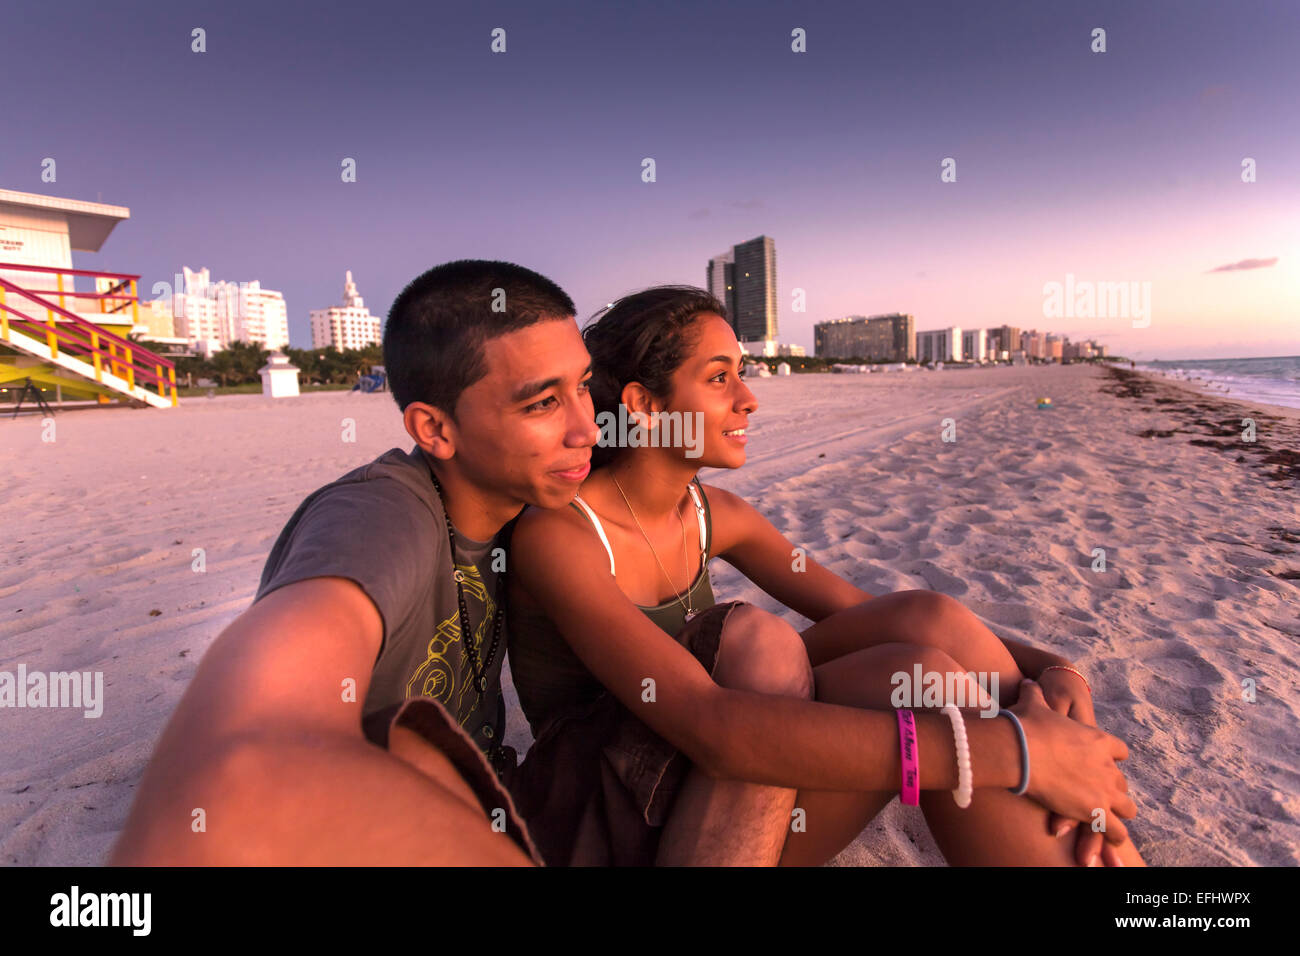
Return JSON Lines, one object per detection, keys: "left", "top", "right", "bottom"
{"left": 0, "top": 188, "right": 178, "bottom": 408}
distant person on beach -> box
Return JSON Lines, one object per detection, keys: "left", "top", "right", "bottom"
{"left": 506, "top": 286, "right": 1146, "bottom": 866}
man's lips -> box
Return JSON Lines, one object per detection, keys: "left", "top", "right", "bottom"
{"left": 551, "top": 461, "right": 591, "bottom": 481}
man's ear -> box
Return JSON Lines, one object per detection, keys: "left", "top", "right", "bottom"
{"left": 620, "top": 382, "right": 662, "bottom": 424}
{"left": 403, "top": 401, "right": 458, "bottom": 461}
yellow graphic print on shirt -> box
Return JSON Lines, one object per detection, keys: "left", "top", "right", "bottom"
{"left": 405, "top": 562, "right": 497, "bottom": 728}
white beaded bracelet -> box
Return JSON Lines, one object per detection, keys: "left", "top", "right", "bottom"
{"left": 940, "top": 705, "right": 973, "bottom": 808}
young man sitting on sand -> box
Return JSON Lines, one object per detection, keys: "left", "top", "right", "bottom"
{"left": 109, "top": 259, "right": 828, "bottom": 865}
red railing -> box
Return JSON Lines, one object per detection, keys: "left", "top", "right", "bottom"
{"left": 0, "top": 263, "right": 177, "bottom": 406}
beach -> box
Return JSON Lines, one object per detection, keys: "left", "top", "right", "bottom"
{"left": 2, "top": 362, "right": 1297, "bottom": 866}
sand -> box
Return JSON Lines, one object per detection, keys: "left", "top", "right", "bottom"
{"left": 2, "top": 363, "right": 1297, "bottom": 866}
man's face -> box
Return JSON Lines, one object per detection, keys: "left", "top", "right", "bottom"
{"left": 449, "top": 317, "right": 599, "bottom": 510}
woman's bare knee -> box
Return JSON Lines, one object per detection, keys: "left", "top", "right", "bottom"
{"left": 712, "top": 604, "right": 814, "bottom": 699}
{"left": 874, "top": 642, "right": 992, "bottom": 710}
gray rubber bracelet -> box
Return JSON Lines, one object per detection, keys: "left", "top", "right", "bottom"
{"left": 997, "top": 710, "right": 1031, "bottom": 796}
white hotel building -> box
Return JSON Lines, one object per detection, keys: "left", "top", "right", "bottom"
{"left": 173, "top": 265, "right": 289, "bottom": 355}
{"left": 310, "top": 270, "right": 383, "bottom": 350}
{"left": 916, "top": 327, "right": 963, "bottom": 363}
{"left": 962, "top": 328, "right": 990, "bottom": 363}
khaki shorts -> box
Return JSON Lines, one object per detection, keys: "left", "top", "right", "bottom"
{"left": 363, "top": 697, "right": 544, "bottom": 865}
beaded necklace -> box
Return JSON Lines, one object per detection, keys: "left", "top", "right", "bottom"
{"left": 428, "top": 470, "right": 506, "bottom": 700}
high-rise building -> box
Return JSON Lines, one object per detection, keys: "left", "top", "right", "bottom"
{"left": 706, "top": 253, "right": 736, "bottom": 322}
{"left": 962, "top": 328, "right": 989, "bottom": 363}
{"left": 917, "top": 327, "right": 964, "bottom": 363}
{"left": 731, "top": 235, "right": 777, "bottom": 342}
{"left": 310, "top": 270, "right": 383, "bottom": 351}
{"left": 1022, "top": 330, "right": 1047, "bottom": 360}
{"left": 991, "top": 325, "right": 1020, "bottom": 358}
{"left": 814, "top": 313, "right": 915, "bottom": 361}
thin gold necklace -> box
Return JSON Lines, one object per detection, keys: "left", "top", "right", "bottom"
{"left": 610, "top": 472, "right": 698, "bottom": 620}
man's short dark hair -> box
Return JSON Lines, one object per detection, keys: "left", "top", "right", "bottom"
{"left": 383, "top": 260, "right": 576, "bottom": 414}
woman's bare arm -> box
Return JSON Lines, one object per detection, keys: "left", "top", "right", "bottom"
{"left": 708, "top": 485, "right": 1075, "bottom": 673}
{"left": 508, "top": 505, "right": 1137, "bottom": 842}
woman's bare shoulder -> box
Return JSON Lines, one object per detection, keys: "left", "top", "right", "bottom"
{"left": 697, "top": 483, "right": 774, "bottom": 554}
{"left": 697, "top": 482, "right": 762, "bottom": 524}
{"left": 512, "top": 501, "right": 605, "bottom": 564}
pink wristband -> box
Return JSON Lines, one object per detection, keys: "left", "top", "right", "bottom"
{"left": 896, "top": 709, "right": 920, "bottom": 806}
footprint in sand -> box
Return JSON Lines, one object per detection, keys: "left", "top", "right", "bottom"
{"left": 965, "top": 599, "right": 1037, "bottom": 629}
{"left": 983, "top": 523, "right": 1026, "bottom": 538}
{"left": 936, "top": 523, "right": 971, "bottom": 545}
{"left": 874, "top": 514, "right": 911, "bottom": 533}
{"left": 906, "top": 560, "right": 970, "bottom": 596}
{"left": 845, "top": 540, "right": 901, "bottom": 562}
{"left": 1149, "top": 593, "right": 1220, "bottom": 622}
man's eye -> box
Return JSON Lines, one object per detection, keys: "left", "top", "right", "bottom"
{"left": 525, "top": 396, "right": 558, "bottom": 412}
{"left": 579, "top": 378, "right": 592, "bottom": 393}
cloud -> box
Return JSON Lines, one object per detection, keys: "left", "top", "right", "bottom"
{"left": 1206, "top": 257, "right": 1279, "bottom": 273}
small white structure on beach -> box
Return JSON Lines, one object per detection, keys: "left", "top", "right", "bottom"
{"left": 258, "top": 351, "right": 301, "bottom": 398}
{"left": 776, "top": 362, "right": 791, "bottom": 376}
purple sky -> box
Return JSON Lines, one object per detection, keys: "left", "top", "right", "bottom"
{"left": 2, "top": 0, "right": 1296, "bottom": 359}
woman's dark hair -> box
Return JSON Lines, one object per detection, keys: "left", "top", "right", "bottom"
{"left": 384, "top": 259, "right": 575, "bottom": 415}
{"left": 582, "top": 285, "right": 728, "bottom": 467}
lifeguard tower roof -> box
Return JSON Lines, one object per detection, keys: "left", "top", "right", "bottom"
{"left": 0, "top": 188, "right": 129, "bottom": 252}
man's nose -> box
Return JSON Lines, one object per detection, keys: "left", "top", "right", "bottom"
{"left": 568, "top": 402, "right": 601, "bottom": 447}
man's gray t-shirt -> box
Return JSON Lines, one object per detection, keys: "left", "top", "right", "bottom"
{"left": 253, "top": 445, "right": 507, "bottom": 755}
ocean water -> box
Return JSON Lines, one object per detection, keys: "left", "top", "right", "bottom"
{"left": 1135, "top": 355, "right": 1300, "bottom": 411}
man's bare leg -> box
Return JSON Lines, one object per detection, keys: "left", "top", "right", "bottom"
{"left": 655, "top": 605, "right": 814, "bottom": 865}
{"left": 388, "top": 726, "right": 536, "bottom": 867}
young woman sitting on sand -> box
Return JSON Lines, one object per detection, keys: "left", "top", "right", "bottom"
{"left": 505, "top": 285, "right": 1146, "bottom": 867}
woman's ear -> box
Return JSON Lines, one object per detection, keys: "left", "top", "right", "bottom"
{"left": 619, "top": 381, "right": 661, "bottom": 425}
{"left": 404, "top": 401, "right": 458, "bottom": 461}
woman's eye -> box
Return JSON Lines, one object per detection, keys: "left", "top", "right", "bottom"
{"left": 712, "top": 371, "right": 728, "bottom": 383}
{"left": 579, "top": 378, "right": 592, "bottom": 393}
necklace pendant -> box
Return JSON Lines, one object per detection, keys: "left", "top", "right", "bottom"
{"left": 453, "top": 569, "right": 465, "bottom": 583}
{"left": 685, "top": 608, "right": 697, "bottom": 622}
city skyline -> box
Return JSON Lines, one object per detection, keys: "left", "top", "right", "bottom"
{"left": 2, "top": 0, "right": 1295, "bottom": 360}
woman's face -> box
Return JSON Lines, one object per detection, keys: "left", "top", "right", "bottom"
{"left": 659, "top": 313, "right": 759, "bottom": 469}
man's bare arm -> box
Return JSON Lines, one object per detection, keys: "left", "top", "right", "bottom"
{"left": 108, "top": 577, "right": 531, "bottom": 866}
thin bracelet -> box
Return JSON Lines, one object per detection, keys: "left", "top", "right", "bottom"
{"left": 896, "top": 709, "right": 920, "bottom": 806}
{"left": 1041, "top": 664, "right": 1092, "bottom": 695}
{"left": 940, "top": 705, "right": 972, "bottom": 808}
{"left": 997, "top": 710, "right": 1031, "bottom": 796}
